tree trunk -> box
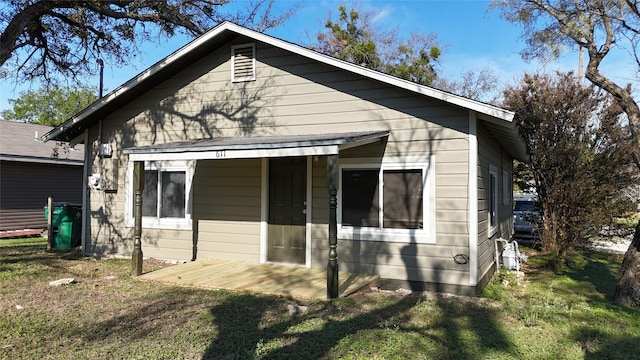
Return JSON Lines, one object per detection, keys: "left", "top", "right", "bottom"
{"left": 584, "top": 54, "right": 640, "bottom": 308}
{"left": 613, "top": 221, "right": 640, "bottom": 307}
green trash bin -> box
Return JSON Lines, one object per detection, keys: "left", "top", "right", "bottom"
{"left": 45, "top": 203, "right": 82, "bottom": 249}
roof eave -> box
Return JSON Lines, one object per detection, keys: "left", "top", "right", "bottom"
{"left": 43, "top": 21, "right": 523, "bottom": 156}
{"left": 0, "top": 154, "right": 83, "bottom": 165}
{"left": 42, "top": 22, "right": 239, "bottom": 143}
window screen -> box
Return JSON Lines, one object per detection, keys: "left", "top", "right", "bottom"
{"left": 142, "top": 170, "right": 158, "bottom": 217}
{"left": 341, "top": 169, "right": 380, "bottom": 227}
{"left": 138, "top": 169, "right": 186, "bottom": 219}
{"left": 160, "top": 171, "right": 186, "bottom": 218}
{"left": 383, "top": 169, "right": 423, "bottom": 229}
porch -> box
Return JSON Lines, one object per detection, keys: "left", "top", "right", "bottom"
{"left": 137, "top": 259, "right": 380, "bottom": 300}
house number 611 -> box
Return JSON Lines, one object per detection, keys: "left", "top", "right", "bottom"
{"left": 215, "top": 150, "right": 226, "bottom": 158}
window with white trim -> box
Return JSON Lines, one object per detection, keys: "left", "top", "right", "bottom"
{"left": 489, "top": 165, "right": 498, "bottom": 236}
{"left": 127, "top": 160, "right": 193, "bottom": 229}
{"left": 142, "top": 169, "right": 185, "bottom": 218}
{"left": 231, "top": 43, "right": 256, "bottom": 82}
{"left": 338, "top": 160, "right": 434, "bottom": 243}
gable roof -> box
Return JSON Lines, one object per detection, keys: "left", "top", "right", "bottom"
{"left": 0, "top": 121, "right": 83, "bottom": 165}
{"left": 42, "top": 21, "right": 527, "bottom": 161}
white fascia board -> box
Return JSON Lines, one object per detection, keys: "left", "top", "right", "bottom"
{"left": 127, "top": 144, "right": 341, "bottom": 162}
{"left": 230, "top": 22, "right": 516, "bottom": 123}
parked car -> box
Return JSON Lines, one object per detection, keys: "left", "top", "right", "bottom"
{"left": 513, "top": 198, "right": 542, "bottom": 238}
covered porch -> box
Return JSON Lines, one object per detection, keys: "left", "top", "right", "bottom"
{"left": 138, "top": 259, "right": 380, "bottom": 300}
{"left": 126, "top": 131, "right": 389, "bottom": 299}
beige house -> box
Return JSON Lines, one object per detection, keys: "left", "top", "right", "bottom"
{"left": 44, "top": 22, "right": 527, "bottom": 295}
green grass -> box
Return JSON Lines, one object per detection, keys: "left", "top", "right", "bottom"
{"left": 0, "top": 237, "right": 47, "bottom": 247}
{"left": 1, "top": 239, "right": 640, "bottom": 359}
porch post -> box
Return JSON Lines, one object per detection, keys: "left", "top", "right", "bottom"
{"left": 132, "top": 161, "right": 144, "bottom": 276}
{"left": 326, "top": 154, "right": 339, "bottom": 299}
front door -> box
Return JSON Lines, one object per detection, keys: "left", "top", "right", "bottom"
{"left": 268, "top": 157, "right": 306, "bottom": 264}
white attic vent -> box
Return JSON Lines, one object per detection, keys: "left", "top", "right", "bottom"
{"left": 231, "top": 43, "right": 256, "bottom": 82}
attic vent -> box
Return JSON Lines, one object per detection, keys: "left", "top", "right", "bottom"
{"left": 231, "top": 44, "right": 256, "bottom": 82}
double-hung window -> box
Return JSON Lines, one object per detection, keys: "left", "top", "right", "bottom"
{"left": 127, "top": 160, "right": 193, "bottom": 229}
{"left": 142, "top": 169, "right": 185, "bottom": 218}
{"left": 338, "top": 159, "right": 434, "bottom": 243}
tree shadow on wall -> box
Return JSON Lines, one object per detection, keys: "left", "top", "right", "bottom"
{"left": 122, "top": 74, "right": 281, "bottom": 147}
{"left": 89, "top": 72, "right": 281, "bottom": 254}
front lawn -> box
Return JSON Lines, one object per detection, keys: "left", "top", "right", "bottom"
{"left": 1, "top": 238, "right": 639, "bottom": 359}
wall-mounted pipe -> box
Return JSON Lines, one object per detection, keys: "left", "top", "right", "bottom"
{"left": 97, "top": 59, "right": 104, "bottom": 98}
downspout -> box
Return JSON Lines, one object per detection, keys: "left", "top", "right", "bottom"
{"left": 97, "top": 59, "right": 104, "bottom": 148}
{"left": 81, "top": 130, "right": 89, "bottom": 253}
{"left": 95, "top": 59, "right": 104, "bottom": 252}
{"left": 98, "top": 59, "right": 104, "bottom": 98}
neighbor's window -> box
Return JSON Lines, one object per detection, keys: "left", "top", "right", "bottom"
{"left": 339, "top": 160, "right": 432, "bottom": 243}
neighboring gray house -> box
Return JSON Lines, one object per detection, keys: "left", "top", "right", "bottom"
{"left": 0, "top": 121, "right": 84, "bottom": 236}
{"left": 43, "top": 22, "right": 527, "bottom": 295}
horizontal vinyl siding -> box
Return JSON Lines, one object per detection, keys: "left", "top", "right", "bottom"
{"left": 86, "top": 140, "right": 194, "bottom": 259}
{"left": 311, "top": 144, "right": 471, "bottom": 286}
{"left": 84, "top": 35, "right": 475, "bottom": 290}
{"left": 0, "top": 161, "right": 82, "bottom": 231}
{"left": 310, "top": 234, "right": 470, "bottom": 283}
{"left": 477, "top": 122, "right": 514, "bottom": 282}
{"left": 192, "top": 159, "right": 261, "bottom": 261}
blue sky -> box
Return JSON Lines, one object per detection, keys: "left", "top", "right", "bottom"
{"left": 1, "top": 0, "right": 635, "bottom": 112}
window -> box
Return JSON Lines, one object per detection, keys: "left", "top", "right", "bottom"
{"left": 341, "top": 169, "right": 380, "bottom": 227}
{"left": 231, "top": 43, "right": 256, "bottom": 82}
{"left": 339, "top": 159, "right": 434, "bottom": 243}
{"left": 141, "top": 170, "right": 186, "bottom": 218}
{"left": 127, "top": 160, "right": 193, "bottom": 229}
{"left": 383, "top": 169, "right": 424, "bottom": 229}
{"left": 489, "top": 165, "right": 498, "bottom": 236}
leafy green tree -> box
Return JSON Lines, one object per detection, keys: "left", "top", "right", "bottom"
{"left": 311, "top": 5, "right": 441, "bottom": 85}
{"left": 502, "top": 71, "right": 636, "bottom": 268}
{"left": 1, "top": 85, "right": 97, "bottom": 126}
{"left": 0, "top": 0, "right": 295, "bottom": 83}
{"left": 492, "top": 0, "right": 640, "bottom": 307}
{"left": 320, "top": 6, "right": 381, "bottom": 69}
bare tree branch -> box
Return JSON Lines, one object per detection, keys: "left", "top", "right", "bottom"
{"left": 0, "top": 0, "right": 296, "bottom": 83}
